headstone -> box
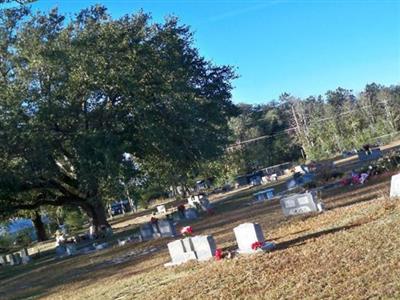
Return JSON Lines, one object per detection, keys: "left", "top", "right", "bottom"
{"left": 234, "top": 223, "right": 265, "bottom": 254}
{"left": 140, "top": 223, "right": 154, "bottom": 240}
{"left": 157, "top": 205, "right": 167, "bottom": 214}
{"left": 158, "top": 220, "right": 177, "bottom": 237}
{"left": 95, "top": 242, "right": 108, "bottom": 250}
{"left": 19, "top": 248, "right": 31, "bottom": 264}
{"left": 6, "top": 254, "right": 15, "bottom": 266}
{"left": 118, "top": 239, "right": 127, "bottom": 246}
{"left": 55, "top": 245, "right": 66, "bottom": 257}
{"left": 390, "top": 173, "right": 400, "bottom": 198}
{"left": 191, "top": 235, "right": 216, "bottom": 261}
{"left": 165, "top": 238, "right": 197, "bottom": 267}
{"left": 280, "top": 192, "right": 322, "bottom": 216}
{"left": 13, "top": 253, "right": 22, "bottom": 265}
{"left": 253, "top": 188, "right": 275, "bottom": 202}
{"left": 184, "top": 208, "right": 198, "bottom": 220}
{"left": 66, "top": 244, "right": 77, "bottom": 256}
{"left": 0, "top": 255, "right": 6, "bottom": 266}
{"left": 172, "top": 211, "right": 183, "bottom": 221}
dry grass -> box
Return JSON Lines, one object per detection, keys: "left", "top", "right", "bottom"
{"left": 1, "top": 176, "right": 400, "bottom": 300}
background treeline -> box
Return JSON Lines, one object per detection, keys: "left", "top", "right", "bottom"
{"left": 210, "top": 83, "right": 400, "bottom": 183}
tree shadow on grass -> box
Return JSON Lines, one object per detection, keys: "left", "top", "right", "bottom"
{"left": 273, "top": 223, "right": 362, "bottom": 251}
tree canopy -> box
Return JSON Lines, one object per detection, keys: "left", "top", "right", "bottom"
{"left": 0, "top": 5, "right": 237, "bottom": 229}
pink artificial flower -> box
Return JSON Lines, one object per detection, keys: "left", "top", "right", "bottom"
{"left": 181, "top": 226, "right": 193, "bottom": 236}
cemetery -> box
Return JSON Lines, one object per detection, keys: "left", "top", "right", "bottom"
{"left": 0, "top": 2, "right": 399, "bottom": 299}
{"left": 1, "top": 151, "right": 400, "bottom": 299}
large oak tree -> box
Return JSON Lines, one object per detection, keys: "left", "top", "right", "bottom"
{"left": 0, "top": 5, "right": 237, "bottom": 231}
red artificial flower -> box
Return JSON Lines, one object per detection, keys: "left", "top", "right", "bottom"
{"left": 150, "top": 217, "right": 158, "bottom": 223}
{"left": 177, "top": 204, "right": 185, "bottom": 211}
{"left": 181, "top": 226, "right": 193, "bottom": 236}
{"left": 251, "top": 241, "right": 263, "bottom": 250}
{"left": 215, "top": 248, "right": 223, "bottom": 260}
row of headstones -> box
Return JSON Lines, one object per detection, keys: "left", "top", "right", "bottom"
{"left": 165, "top": 222, "right": 275, "bottom": 267}
{"left": 139, "top": 208, "right": 199, "bottom": 241}
{"left": 0, "top": 248, "right": 31, "bottom": 266}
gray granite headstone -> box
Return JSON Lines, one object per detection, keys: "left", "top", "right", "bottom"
{"left": 184, "top": 208, "right": 198, "bottom": 220}
{"left": 13, "top": 253, "right": 22, "bottom": 265}
{"left": 234, "top": 223, "right": 265, "bottom": 254}
{"left": 95, "top": 242, "right": 108, "bottom": 250}
{"left": 158, "top": 220, "right": 177, "bottom": 237}
{"left": 191, "top": 235, "right": 216, "bottom": 261}
{"left": 280, "top": 192, "right": 322, "bottom": 216}
{"left": 172, "top": 211, "right": 183, "bottom": 221}
{"left": 140, "top": 223, "right": 154, "bottom": 240}
{"left": 55, "top": 245, "right": 66, "bottom": 257}
{"left": 390, "top": 173, "right": 400, "bottom": 198}
{"left": 66, "top": 244, "right": 77, "bottom": 256}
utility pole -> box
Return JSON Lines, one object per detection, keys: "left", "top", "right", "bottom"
{"left": 291, "top": 104, "right": 306, "bottom": 160}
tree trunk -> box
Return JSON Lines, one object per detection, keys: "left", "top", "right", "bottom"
{"left": 81, "top": 201, "right": 110, "bottom": 233}
{"left": 32, "top": 211, "right": 48, "bottom": 242}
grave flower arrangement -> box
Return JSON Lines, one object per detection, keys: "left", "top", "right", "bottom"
{"left": 251, "top": 241, "right": 264, "bottom": 251}
{"left": 215, "top": 248, "right": 223, "bottom": 261}
{"left": 180, "top": 226, "right": 193, "bottom": 237}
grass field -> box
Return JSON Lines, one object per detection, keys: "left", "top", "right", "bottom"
{"left": 1, "top": 173, "right": 399, "bottom": 299}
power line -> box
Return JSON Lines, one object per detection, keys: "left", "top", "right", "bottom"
{"left": 227, "top": 101, "right": 395, "bottom": 149}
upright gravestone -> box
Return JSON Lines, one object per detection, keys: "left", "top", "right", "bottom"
{"left": 191, "top": 235, "right": 217, "bottom": 261}
{"left": 66, "top": 244, "right": 77, "bottom": 256}
{"left": 165, "top": 238, "right": 197, "bottom": 266}
{"left": 13, "top": 253, "right": 22, "bottom": 265}
{"left": 157, "top": 205, "right": 167, "bottom": 214}
{"left": 390, "top": 173, "right": 400, "bottom": 198}
{"left": 6, "top": 254, "right": 17, "bottom": 266}
{"left": 280, "top": 193, "right": 322, "bottom": 216}
{"left": 140, "top": 223, "right": 155, "bottom": 240}
{"left": 253, "top": 188, "right": 275, "bottom": 202}
{"left": 55, "top": 245, "right": 66, "bottom": 257}
{"left": 184, "top": 208, "right": 198, "bottom": 220}
{"left": 234, "top": 223, "right": 265, "bottom": 254}
{"left": 0, "top": 255, "right": 6, "bottom": 266}
{"left": 158, "top": 220, "right": 177, "bottom": 237}
{"left": 19, "top": 248, "right": 31, "bottom": 264}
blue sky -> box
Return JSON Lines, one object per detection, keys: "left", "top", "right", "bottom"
{"left": 31, "top": 0, "right": 400, "bottom": 104}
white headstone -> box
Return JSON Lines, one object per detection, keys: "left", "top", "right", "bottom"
{"left": 191, "top": 235, "right": 216, "bottom": 261}
{"left": 390, "top": 173, "right": 400, "bottom": 198}
{"left": 280, "top": 192, "right": 322, "bottom": 216}
{"left": 157, "top": 205, "right": 167, "bottom": 214}
{"left": 166, "top": 239, "right": 197, "bottom": 266}
{"left": 6, "top": 254, "right": 16, "bottom": 266}
{"left": 234, "top": 223, "right": 265, "bottom": 254}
